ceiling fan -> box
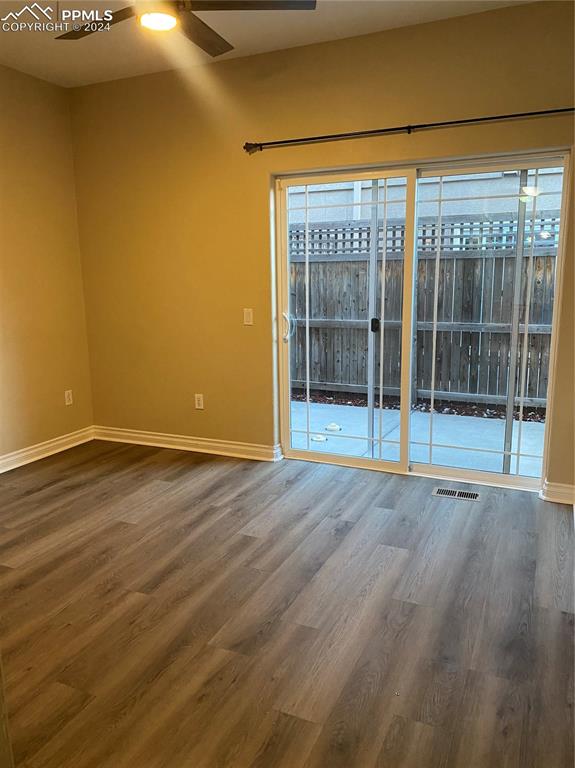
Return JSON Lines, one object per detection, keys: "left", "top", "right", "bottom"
{"left": 55, "top": 0, "right": 317, "bottom": 57}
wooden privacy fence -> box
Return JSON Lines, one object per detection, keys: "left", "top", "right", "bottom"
{"left": 289, "top": 213, "right": 560, "bottom": 406}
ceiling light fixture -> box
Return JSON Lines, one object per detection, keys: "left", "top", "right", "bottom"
{"left": 521, "top": 185, "right": 540, "bottom": 197}
{"left": 139, "top": 11, "right": 178, "bottom": 31}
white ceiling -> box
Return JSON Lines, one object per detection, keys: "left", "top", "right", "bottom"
{"left": 0, "top": 0, "right": 531, "bottom": 88}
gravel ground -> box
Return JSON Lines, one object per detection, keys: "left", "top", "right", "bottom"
{"left": 291, "top": 390, "right": 545, "bottom": 423}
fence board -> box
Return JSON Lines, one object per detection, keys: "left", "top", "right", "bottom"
{"left": 289, "top": 214, "right": 558, "bottom": 406}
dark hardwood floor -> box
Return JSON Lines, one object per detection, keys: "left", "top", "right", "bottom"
{"left": 0, "top": 440, "right": 573, "bottom": 767}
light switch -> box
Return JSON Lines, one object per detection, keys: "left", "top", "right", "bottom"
{"left": 243, "top": 308, "right": 254, "bottom": 326}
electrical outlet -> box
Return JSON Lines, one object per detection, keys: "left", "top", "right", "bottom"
{"left": 243, "top": 308, "right": 254, "bottom": 326}
{"left": 64, "top": 390, "right": 73, "bottom": 406}
{"left": 194, "top": 394, "right": 204, "bottom": 410}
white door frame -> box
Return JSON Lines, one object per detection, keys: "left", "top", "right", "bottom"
{"left": 274, "top": 151, "right": 570, "bottom": 492}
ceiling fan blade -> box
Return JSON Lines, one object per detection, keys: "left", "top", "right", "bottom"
{"left": 187, "top": 1, "right": 316, "bottom": 8}
{"left": 179, "top": 11, "right": 233, "bottom": 56}
{"left": 56, "top": 5, "right": 135, "bottom": 40}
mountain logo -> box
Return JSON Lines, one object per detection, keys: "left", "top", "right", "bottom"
{"left": 1, "top": 3, "right": 53, "bottom": 22}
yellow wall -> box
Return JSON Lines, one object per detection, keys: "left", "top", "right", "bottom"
{"left": 71, "top": 1, "right": 574, "bottom": 485}
{"left": 0, "top": 66, "right": 93, "bottom": 455}
{"left": 1, "top": 3, "right": 571, "bottom": 486}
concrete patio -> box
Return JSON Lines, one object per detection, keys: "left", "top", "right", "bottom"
{"left": 290, "top": 401, "right": 544, "bottom": 477}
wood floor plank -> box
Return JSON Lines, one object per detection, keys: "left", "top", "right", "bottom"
{"left": 274, "top": 545, "right": 410, "bottom": 723}
{"left": 108, "top": 621, "right": 318, "bottom": 768}
{"left": 0, "top": 654, "right": 14, "bottom": 768}
{"left": 444, "top": 672, "right": 530, "bottom": 768}
{"left": 209, "top": 515, "right": 354, "bottom": 656}
{"left": 534, "top": 504, "right": 575, "bottom": 612}
{"left": 283, "top": 506, "right": 400, "bottom": 629}
{"left": 4, "top": 590, "right": 150, "bottom": 712}
{"left": 521, "top": 607, "right": 574, "bottom": 768}
{"left": 8, "top": 681, "right": 93, "bottom": 766}
{"left": 392, "top": 496, "right": 469, "bottom": 606}
{"left": 303, "top": 598, "right": 420, "bottom": 768}
{"left": 241, "top": 474, "right": 366, "bottom": 574}
{"left": 182, "top": 623, "right": 319, "bottom": 768}
{"left": 26, "top": 644, "right": 240, "bottom": 768}
{"left": 375, "top": 715, "right": 452, "bottom": 768}
{"left": 0, "top": 522, "right": 146, "bottom": 654}
{"left": 395, "top": 657, "right": 468, "bottom": 730}
{"left": 249, "top": 711, "right": 321, "bottom": 768}
{"left": 0, "top": 442, "right": 571, "bottom": 768}
{"left": 471, "top": 527, "right": 537, "bottom": 682}
{"left": 55, "top": 555, "right": 265, "bottom": 697}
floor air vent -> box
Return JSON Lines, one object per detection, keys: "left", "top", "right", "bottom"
{"left": 433, "top": 487, "right": 458, "bottom": 498}
{"left": 433, "top": 487, "right": 480, "bottom": 501}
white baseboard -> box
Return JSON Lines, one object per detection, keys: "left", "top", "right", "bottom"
{"left": 0, "top": 426, "right": 95, "bottom": 475}
{"left": 539, "top": 479, "right": 575, "bottom": 506}
{"left": 0, "top": 428, "right": 569, "bottom": 504}
{"left": 0, "top": 425, "right": 282, "bottom": 475}
{"left": 93, "top": 426, "right": 283, "bottom": 462}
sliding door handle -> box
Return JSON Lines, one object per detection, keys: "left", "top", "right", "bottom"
{"left": 282, "top": 312, "right": 291, "bottom": 342}
{"left": 282, "top": 313, "right": 297, "bottom": 341}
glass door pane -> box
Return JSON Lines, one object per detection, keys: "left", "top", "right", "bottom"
{"left": 373, "top": 183, "right": 406, "bottom": 463}
{"left": 285, "top": 176, "right": 407, "bottom": 462}
{"left": 410, "top": 163, "right": 565, "bottom": 477}
{"left": 512, "top": 166, "right": 564, "bottom": 477}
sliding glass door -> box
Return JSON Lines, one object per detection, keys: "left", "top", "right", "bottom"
{"left": 410, "top": 162, "right": 565, "bottom": 478}
{"left": 277, "top": 154, "right": 567, "bottom": 484}
{"left": 280, "top": 171, "right": 410, "bottom": 467}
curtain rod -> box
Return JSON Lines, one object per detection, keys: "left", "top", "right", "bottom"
{"left": 243, "top": 107, "right": 575, "bottom": 155}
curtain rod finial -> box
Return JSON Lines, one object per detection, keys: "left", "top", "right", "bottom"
{"left": 244, "top": 142, "right": 262, "bottom": 155}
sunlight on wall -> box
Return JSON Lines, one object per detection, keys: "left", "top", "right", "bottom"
{"left": 145, "top": 26, "right": 250, "bottom": 133}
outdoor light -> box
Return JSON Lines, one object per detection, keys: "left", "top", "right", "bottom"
{"left": 539, "top": 230, "right": 552, "bottom": 239}
{"left": 521, "top": 185, "right": 540, "bottom": 197}
{"left": 139, "top": 11, "right": 178, "bottom": 31}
